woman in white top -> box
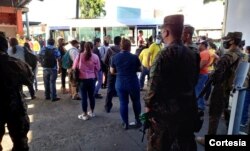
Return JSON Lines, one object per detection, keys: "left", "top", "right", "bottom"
{"left": 8, "top": 38, "right": 36, "bottom": 99}
{"left": 7, "top": 37, "right": 25, "bottom": 62}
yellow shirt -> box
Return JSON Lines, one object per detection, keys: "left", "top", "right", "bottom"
{"left": 148, "top": 43, "right": 162, "bottom": 66}
{"left": 139, "top": 48, "right": 150, "bottom": 68}
{"left": 208, "top": 48, "right": 216, "bottom": 72}
{"left": 33, "top": 40, "right": 41, "bottom": 52}
{"left": 18, "top": 38, "right": 25, "bottom": 46}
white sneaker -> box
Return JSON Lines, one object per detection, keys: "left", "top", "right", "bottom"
{"left": 78, "top": 114, "right": 89, "bottom": 120}
{"left": 87, "top": 111, "right": 96, "bottom": 117}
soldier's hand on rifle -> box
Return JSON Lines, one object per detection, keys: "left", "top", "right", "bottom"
{"left": 145, "top": 107, "right": 151, "bottom": 113}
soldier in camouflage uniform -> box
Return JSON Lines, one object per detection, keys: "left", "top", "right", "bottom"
{"left": 0, "top": 34, "right": 31, "bottom": 151}
{"left": 196, "top": 32, "right": 248, "bottom": 144}
{"left": 182, "top": 25, "right": 199, "bottom": 54}
{"left": 144, "top": 15, "right": 200, "bottom": 151}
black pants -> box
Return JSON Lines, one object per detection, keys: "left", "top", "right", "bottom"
{"left": 20, "top": 85, "right": 35, "bottom": 98}
{"left": 0, "top": 112, "right": 30, "bottom": 151}
{"left": 104, "top": 73, "right": 117, "bottom": 112}
{"left": 102, "top": 68, "right": 108, "bottom": 88}
{"left": 61, "top": 68, "right": 67, "bottom": 88}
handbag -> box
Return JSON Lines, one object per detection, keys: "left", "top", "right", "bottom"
{"left": 72, "top": 54, "right": 80, "bottom": 82}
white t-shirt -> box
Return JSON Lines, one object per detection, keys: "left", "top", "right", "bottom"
{"left": 69, "top": 47, "right": 79, "bottom": 62}
{"left": 7, "top": 45, "right": 25, "bottom": 62}
{"left": 99, "top": 46, "right": 109, "bottom": 61}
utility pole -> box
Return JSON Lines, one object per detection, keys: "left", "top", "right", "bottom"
{"left": 76, "top": 0, "right": 79, "bottom": 19}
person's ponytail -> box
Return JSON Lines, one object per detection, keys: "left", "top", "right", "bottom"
{"left": 84, "top": 42, "right": 92, "bottom": 61}
{"left": 9, "top": 38, "right": 18, "bottom": 54}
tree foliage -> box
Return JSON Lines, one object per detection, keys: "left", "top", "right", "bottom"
{"left": 79, "top": 0, "right": 106, "bottom": 19}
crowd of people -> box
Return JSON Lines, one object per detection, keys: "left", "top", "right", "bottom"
{"left": 0, "top": 13, "right": 250, "bottom": 151}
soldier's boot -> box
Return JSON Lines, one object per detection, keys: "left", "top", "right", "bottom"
{"left": 208, "top": 116, "right": 220, "bottom": 135}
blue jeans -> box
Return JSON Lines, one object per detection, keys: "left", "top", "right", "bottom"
{"left": 139, "top": 66, "right": 149, "bottom": 89}
{"left": 43, "top": 68, "right": 58, "bottom": 99}
{"left": 115, "top": 76, "right": 141, "bottom": 125}
{"left": 95, "top": 70, "right": 103, "bottom": 95}
{"left": 241, "top": 89, "right": 250, "bottom": 125}
{"left": 79, "top": 79, "right": 96, "bottom": 113}
{"left": 195, "top": 74, "right": 208, "bottom": 111}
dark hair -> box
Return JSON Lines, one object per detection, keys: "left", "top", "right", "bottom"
{"left": 0, "top": 35, "right": 8, "bottom": 52}
{"left": 70, "top": 40, "right": 79, "bottom": 46}
{"left": 58, "top": 38, "right": 64, "bottom": 46}
{"left": 165, "top": 24, "right": 183, "bottom": 40}
{"left": 104, "top": 39, "right": 109, "bottom": 46}
{"left": 121, "top": 38, "right": 131, "bottom": 51}
{"left": 24, "top": 42, "right": 32, "bottom": 51}
{"left": 209, "top": 42, "right": 217, "bottom": 50}
{"left": 9, "top": 37, "right": 18, "bottom": 54}
{"left": 246, "top": 46, "right": 250, "bottom": 52}
{"left": 139, "top": 30, "right": 143, "bottom": 34}
{"left": 114, "top": 36, "right": 121, "bottom": 45}
{"left": 80, "top": 41, "right": 86, "bottom": 53}
{"left": 47, "top": 38, "right": 55, "bottom": 45}
{"left": 84, "top": 42, "right": 92, "bottom": 61}
{"left": 94, "top": 38, "right": 101, "bottom": 45}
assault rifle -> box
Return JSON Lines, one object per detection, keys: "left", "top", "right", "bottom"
{"left": 139, "top": 112, "right": 152, "bottom": 142}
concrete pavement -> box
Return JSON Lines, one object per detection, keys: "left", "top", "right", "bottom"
{"left": 1, "top": 67, "right": 233, "bottom": 151}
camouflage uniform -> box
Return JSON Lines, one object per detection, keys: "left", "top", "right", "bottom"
{"left": 144, "top": 39, "right": 200, "bottom": 151}
{"left": 207, "top": 32, "right": 249, "bottom": 135}
{"left": 208, "top": 48, "right": 247, "bottom": 134}
{"left": 0, "top": 52, "right": 31, "bottom": 151}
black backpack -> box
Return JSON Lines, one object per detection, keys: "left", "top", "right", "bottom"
{"left": 40, "top": 48, "right": 57, "bottom": 68}
{"left": 23, "top": 47, "right": 38, "bottom": 70}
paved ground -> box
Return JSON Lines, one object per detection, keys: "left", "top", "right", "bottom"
{"left": 2, "top": 66, "right": 247, "bottom": 151}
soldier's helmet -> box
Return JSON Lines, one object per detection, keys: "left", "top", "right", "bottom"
{"left": 223, "top": 32, "right": 242, "bottom": 41}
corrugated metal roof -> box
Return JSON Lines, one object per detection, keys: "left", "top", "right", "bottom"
{"left": 0, "top": 0, "right": 31, "bottom": 8}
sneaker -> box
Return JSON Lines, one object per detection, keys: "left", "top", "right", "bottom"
{"left": 52, "top": 98, "right": 60, "bottom": 102}
{"left": 87, "top": 111, "right": 96, "bottom": 117}
{"left": 31, "top": 96, "right": 36, "bottom": 100}
{"left": 195, "top": 136, "right": 205, "bottom": 145}
{"left": 122, "top": 122, "right": 128, "bottom": 130}
{"left": 78, "top": 114, "right": 89, "bottom": 120}
{"left": 240, "top": 124, "right": 247, "bottom": 127}
{"left": 72, "top": 96, "right": 81, "bottom": 100}
{"left": 129, "top": 121, "right": 142, "bottom": 129}
{"left": 61, "top": 88, "right": 68, "bottom": 94}
{"left": 95, "top": 94, "right": 103, "bottom": 99}
{"left": 45, "top": 97, "right": 51, "bottom": 100}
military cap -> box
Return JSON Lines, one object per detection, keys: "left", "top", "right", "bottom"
{"left": 223, "top": 32, "right": 242, "bottom": 40}
{"left": 163, "top": 14, "right": 184, "bottom": 26}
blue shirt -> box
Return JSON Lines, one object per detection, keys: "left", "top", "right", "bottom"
{"left": 111, "top": 51, "right": 141, "bottom": 78}
{"left": 39, "top": 45, "right": 61, "bottom": 69}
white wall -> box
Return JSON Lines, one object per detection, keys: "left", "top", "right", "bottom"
{"left": 225, "top": 0, "right": 250, "bottom": 46}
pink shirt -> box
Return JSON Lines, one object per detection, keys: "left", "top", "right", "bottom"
{"left": 73, "top": 52, "right": 100, "bottom": 79}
